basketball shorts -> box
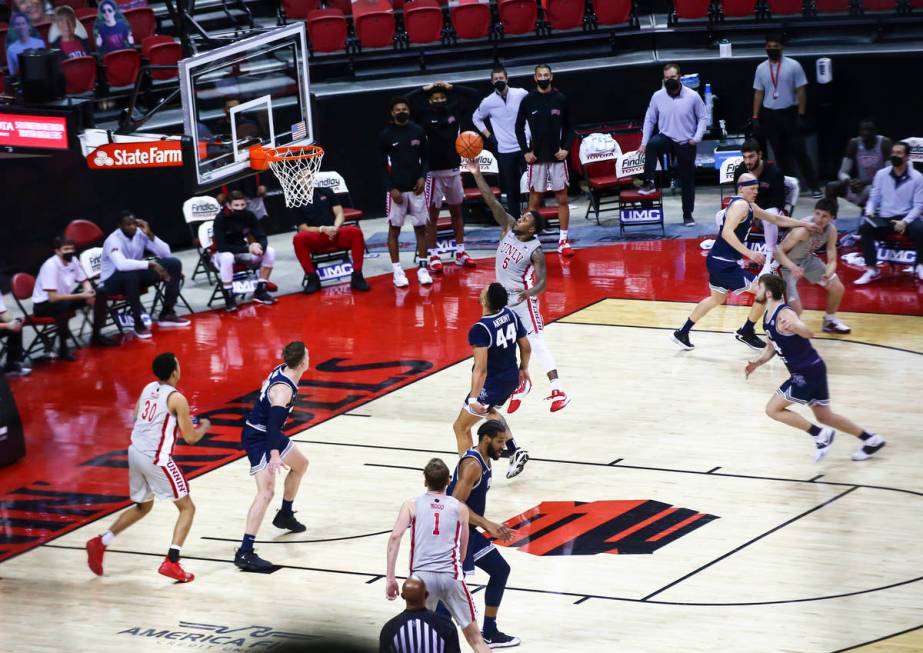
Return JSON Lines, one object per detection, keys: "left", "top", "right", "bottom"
{"left": 128, "top": 445, "right": 189, "bottom": 502}
{"left": 777, "top": 360, "right": 830, "bottom": 406}
{"left": 462, "top": 527, "right": 496, "bottom": 577}
{"left": 241, "top": 424, "right": 295, "bottom": 475}
{"left": 413, "top": 570, "right": 478, "bottom": 629}
{"left": 465, "top": 371, "right": 519, "bottom": 414}
{"left": 509, "top": 295, "right": 544, "bottom": 335}
{"left": 527, "top": 161, "right": 568, "bottom": 192}
{"left": 707, "top": 256, "right": 756, "bottom": 295}
{"left": 426, "top": 169, "right": 464, "bottom": 208}
{"left": 387, "top": 190, "right": 428, "bottom": 228}
{"left": 781, "top": 256, "right": 831, "bottom": 302}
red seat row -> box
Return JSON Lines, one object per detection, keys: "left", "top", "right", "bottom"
{"left": 59, "top": 36, "right": 182, "bottom": 96}
{"left": 302, "top": 0, "right": 632, "bottom": 53}
{"left": 673, "top": 0, "right": 920, "bottom": 21}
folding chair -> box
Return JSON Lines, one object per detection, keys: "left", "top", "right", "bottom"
{"left": 10, "top": 273, "right": 79, "bottom": 357}
{"left": 461, "top": 150, "right": 502, "bottom": 204}
{"left": 313, "top": 171, "right": 368, "bottom": 252}
{"left": 579, "top": 132, "right": 631, "bottom": 224}
{"left": 182, "top": 196, "right": 222, "bottom": 283}
{"left": 80, "top": 246, "right": 153, "bottom": 334}
{"left": 198, "top": 221, "right": 263, "bottom": 308}
{"left": 519, "top": 169, "right": 562, "bottom": 232}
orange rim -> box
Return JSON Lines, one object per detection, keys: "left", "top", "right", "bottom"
{"left": 263, "top": 144, "right": 324, "bottom": 162}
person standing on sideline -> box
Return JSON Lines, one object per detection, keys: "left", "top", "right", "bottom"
{"left": 515, "top": 64, "right": 574, "bottom": 256}
{"left": 751, "top": 34, "right": 822, "bottom": 198}
{"left": 378, "top": 98, "right": 432, "bottom": 288}
{"left": 379, "top": 576, "right": 462, "bottom": 653}
{"left": 733, "top": 138, "right": 787, "bottom": 276}
{"left": 85, "top": 353, "right": 211, "bottom": 581}
{"left": 473, "top": 65, "right": 529, "bottom": 214}
{"left": 638, "top": 62, "right": 707, "bottom": 227}
{"left": 854, "top": 141, "right": 923, "bottom": 285}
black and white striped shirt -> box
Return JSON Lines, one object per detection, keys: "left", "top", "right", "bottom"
{"left": 379, "top": 609, "right": 460, "bottom": 653}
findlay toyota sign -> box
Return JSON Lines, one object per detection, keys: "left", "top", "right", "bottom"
{"left": 87, "top": 141, "right": 184, "bottom": 170}
{"left": 117, "top": 621, "right": 318, "bottom": 650}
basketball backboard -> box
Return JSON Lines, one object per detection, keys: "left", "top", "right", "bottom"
{"left": 179, "top": 23, "right": 313, "bottom": 193}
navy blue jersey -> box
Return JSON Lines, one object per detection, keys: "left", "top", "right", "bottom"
{"left": 447, "top": 449, "right": 491, "bottom": 518}
{"left": 244, "top": 364, "right": 299, "bottom": 433}
{"left": 709, "top": 197, "right": 753, "bottom": 263}
{"left": 764, "top": 304, "right": 822, "bottom": 372}
{"left": 468, "top": 308, "right": 526, "bottom": 384}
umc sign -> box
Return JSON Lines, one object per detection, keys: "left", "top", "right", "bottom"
{"left": 620, "top": 207, "right": 663, "bottom": 224}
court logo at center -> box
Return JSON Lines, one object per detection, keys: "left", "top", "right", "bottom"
{"left": 493, "top": 500, "right": 718, "bottom": 556}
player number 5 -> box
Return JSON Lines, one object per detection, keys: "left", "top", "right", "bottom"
{"left": 502, "top": 256, "right": 510, "bottom": 269}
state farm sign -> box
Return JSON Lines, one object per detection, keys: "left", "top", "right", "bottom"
{"left": 87, "top": 141, "right": 183, "bottom": 170}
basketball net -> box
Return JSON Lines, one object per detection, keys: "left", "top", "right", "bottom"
{"left": 249, "top": 144, "right": 324, "bottom": 207}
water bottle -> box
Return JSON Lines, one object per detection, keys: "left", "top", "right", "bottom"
{"left": 704, "top": 83, "right": 714, "bottom": 131}
{"left": 719, "top": 119, "right": 728, "bottom": 143}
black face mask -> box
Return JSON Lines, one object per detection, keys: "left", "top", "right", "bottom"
{"left": 61, "top": 252, "right": 75, "bottom": 262}
{"left": 393, "top": 112, "right": 409, "bottom": 124}
{"left": 536, "top": 79, "right": 551, "bottom": 90}
{"left": 890, "top": 155, "right": 905, "bottom": 168}
{"left": 431, "top": 103, "right": 447, "bottom": 112}
{"left": 766, "top": 48, "right": 782, "bottom": 61}
{"left": 493, "top": 80, "right": 507, "bottom": 92}
{"left": 664, "top": 78, "right": 681, "bottom": 94}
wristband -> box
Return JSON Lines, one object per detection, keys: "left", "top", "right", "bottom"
{"left": 466, "top": 396, "right": 478, "bottom": 405}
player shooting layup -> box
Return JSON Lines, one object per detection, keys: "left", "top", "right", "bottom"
{"left": 467, "top": 159, "right": 571, "bottom": 414}
{"left": 86, "top": 353, "right": 210, "bottom": 582}
{"left": 386, "top": 458, "right": 490, "bottom": 653}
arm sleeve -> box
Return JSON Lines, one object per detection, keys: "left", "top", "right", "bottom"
{"left": 145, "top": 235, "right": 172, "bottom": 259}
{"left": 378, "top": 130, "right": 395, "bottom": 189}
{"left": 472, "top": 97, "right": 489, "bottom": 133}
{"left": 37, "top": 260, "right": 56, "bottom": 292}
{"left": 249, "top": 213, "right": 268, "bottom": 249}
{"left": 693, "top": 93, "right": 707, "bottom": 142}
{"left": 906, "top": 177, "right": 923, "bottom": 223}
{"left": 641, "top": 97, "right": 658, "bottom": 146}
{"left": 515, "top": 97, "right": 530, "bottom": 152}
{"left": 468, "top": 323, "right": 491, "bottom": 348}
{"left": 107, "top": 241, "right": 149, "bottom": 272}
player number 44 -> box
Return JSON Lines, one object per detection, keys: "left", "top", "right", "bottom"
{"left": 495, "top": 323, "right": 517, "bottom": 349}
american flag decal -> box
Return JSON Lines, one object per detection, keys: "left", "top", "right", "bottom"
{"left": 291, "top": 121, "right": 307, "bottom": 141}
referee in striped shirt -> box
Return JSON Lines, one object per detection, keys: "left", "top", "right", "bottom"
{"left": 380, "top": 576, "right": 460, "bottom": 653}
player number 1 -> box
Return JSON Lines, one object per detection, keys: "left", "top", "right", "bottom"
{"left": 432, "top": 512, "right": 440, "bottom": 535}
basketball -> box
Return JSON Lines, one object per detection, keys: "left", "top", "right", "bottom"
{"left": 456, "top": 131, "right": 484, "bottom": 159}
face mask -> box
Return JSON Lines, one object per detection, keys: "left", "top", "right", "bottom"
{"left": 61, "top": 252, "right": 75, "bottom": 262}
{"left": 536, "top": 79, "right": 551, "bottom": 90}
{"left": 431, "top": 103, "right": 447, "bottom": 112}
{"left": 890, "top": 155, "right": 905, "bottom": 167}
{"left": 664, "top": 78, "right": 681, "bottom": 94}
{"left": 493, "top": 80, "right": 507, "bottom": 92}
{"left": 394, "top": 112, "right": 409, "bottom": 124}
{"left": 766, "top": 48, "right": 782, "bottom": 61}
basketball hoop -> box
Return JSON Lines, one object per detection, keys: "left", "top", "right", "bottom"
{"left": 249, "top": 144, "right": 324, "bottom": 207}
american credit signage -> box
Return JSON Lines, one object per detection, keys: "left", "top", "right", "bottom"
{"left": 0, "top": 113, "right": 69, "bottom": 150}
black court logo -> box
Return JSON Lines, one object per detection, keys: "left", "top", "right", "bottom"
{"left": 493, "top": 500, "right": 718, "bottom": 556}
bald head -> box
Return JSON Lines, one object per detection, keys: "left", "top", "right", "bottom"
{"left": 402, "top": 576, "right": 427, "bottom": 610}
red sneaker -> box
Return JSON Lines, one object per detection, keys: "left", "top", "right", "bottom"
{"left": 507, "top": 378, "right": 532, "bottom": 414}
{"left": 455, "top": 252, "right": 477, "bottom": 268}
{"left": 546, "top": 388, "right": 571, "bottom": 412}
{"left": 86, "top": 535, "right": 105, "bottom": 576}
{"left": 429, "top": 255, "right": 444, "bottom": 273}
{"left": 158, "top": 558, "right": 195, "bottom": 582}
{"left": 557, "top": 241, "right": 575, "bottom": 257}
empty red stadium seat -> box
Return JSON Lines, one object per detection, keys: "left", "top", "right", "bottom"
{"left": 53, "top": 0, "right": 90, "bottom": 7}
{"left": 862, "top": 0, "right": 896, "bottom": 10}
{"left": 307, "top": 8, "right": 348, "bottom": 52}
{"left": 813, "top": 0, "right": 849, "bottom": 11}
{"left": 721, "top": 0, "right": 757, "bottom": 16}
{"left": 147, "top": 41, "right": 181, "bottom": 80}
{"left": 499, "top": 0, "right": 537, "bottom": 34}
{"left": 451, "top": 0, "right": 491, "bottom": 39}
{"left": 543, "top": 0, "right": 585, "bottom": 29}
{"left": 768, "top": 0, "right": 803, "bottom": 14}
{"left": 141, "top": 34, "right": 175, "bottom": 58}
{"left": 325, "top": 0, "right": 353, "bottom": 13}
{"left": 282, "top": 0, "right": 323, "bottom": 20}
{"left": 103, "top": 49, "right": 142, "bottom": 89}
{"left": 124, "top": 7, "right": 156, "bottom": 41}
{"left": 61, "top": 56, "right": 97, "bottom": 95}
{"left": 404, "top": 0, "right": 444, "bottom": 44}
{"left": 64, "top": 219, "right": 105, "bottom": 248}
{"left": 592, "top": 0, "right": 632, "bottom": 24}
{"left": 353, "top": 0, "right": 396, "bottom": 48}
{"left": 673, "top": 0, "right": 711, "bottom": 19}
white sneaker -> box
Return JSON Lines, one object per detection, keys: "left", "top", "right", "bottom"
{"left": 392, "top": 269, "right": 409, "bottom": 288}
{"left": 506, "top": 449, "right": 530, "bottom": 479}
{"left": 852, "top": 433, "right": 886, "bottom": 461}
{"left": 813, "top": 427, "right": 836, "bottom": 462}
{"left": 822, "top": 316, "right": 851, "bottom": 334}
{"left": 416, "top": 267, "right": 433, "bottom": 285}
{"left": 854, "top": 269, "right": 880, "bottom": 285}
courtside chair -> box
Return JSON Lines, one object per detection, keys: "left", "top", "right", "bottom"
{"left": 11, "top": 273, "right": 80, "bottom": 357}
{"left": 182, "top": 196, "right": 221, "bottom": 284}
{"left": 79, "top": 246, "right": 154, "bottom": 336}
{"left": 63, "top": 218, "right": 104, "bottom": 251}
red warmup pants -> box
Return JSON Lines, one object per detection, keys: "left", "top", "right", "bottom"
{"left": 293, "top": 226, "right": 365, "bottom": 274}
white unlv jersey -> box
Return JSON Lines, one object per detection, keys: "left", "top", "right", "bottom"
{"left": 130, "top": 381, "right": 178, "bottom": 466}
{"left": 410, "top": 493, "right": 463, "bottom": 577}
{"left": 495, "top": 229, "right": 541, "bottom": 303}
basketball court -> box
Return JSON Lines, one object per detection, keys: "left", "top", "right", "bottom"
{"left": 2, "top": 239, "right": 922, "bottom": 652}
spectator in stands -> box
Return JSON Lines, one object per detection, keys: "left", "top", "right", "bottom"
{"left": 733, "top": 138, "right": 786, "bottom": 276}
{"left": 408, "top": 81, "right": 480, "bottom": 272}
{"left": 214, "top": 191, "right": 277, "bottom": 310}
{"left": 826, "top": 119, "right": 891, "bottom": 210}
{"left": 6, "top": 12, "right": 45, "bottom": 77}
{"left": 638, "top": 62, "right": 706, "bottom": 228}
{"left": 32, "top": 237, "right": 115, "bottom": 361}
{"left": 99, "top": 212, "right": 189, "bottom": 338}
{"left": 50, "top": 6, "right": 91, "bottom": 59}
{"left": 515, "top": 64, "right": 573, "bottom": 256}
{"left": 291, "top": 185, "right": 370, "bottom": 294}
{"left": 12, "top": 0, "right": 48, "bottom": 25}
{"left": 0, "top": 296, "right": 30, "bottom": 377}
{"left": 855, "top": 142, "right": 923, "bottom": 285}
{"left": 94, "top": 0, "right": 134, "bottom": 54}
{"left": 378, "top": 98, "right": 431, "bottom": 289}
{"left": 379, "top": 576, "right": 461, "bottom": 653}
{"left": 751, "top": 34, "right": 821, "bottom": 198}
{"left": 474, "top": 65, "right": 529, "bottom": 215}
